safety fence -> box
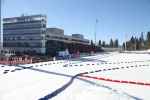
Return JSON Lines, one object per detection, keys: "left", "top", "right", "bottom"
{"left": 71, "top": 54, "right": 80, "bottom": 58}
{"left": 32, "top": 57, "right": 54, "bottom": 63}
{"left": 0, "top": 57, "right": 55, "bottom": 65}
{"left": 78, "top": 74, "right": 150, "bottom": 86}
{"left": 0, "top": 60, "right": 31, "bottom": 65}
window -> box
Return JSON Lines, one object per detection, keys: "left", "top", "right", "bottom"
{"left": 55, "top": 36, "right": 58, "bottom": 39}
{"left": 50, "top": 36, "right": 54, "bottom": 39}
{"left": 42, "top": 42, "right": 45, "bottom": 48}
{"left": 59, "top": 37, "right": 63, "bottom": 39}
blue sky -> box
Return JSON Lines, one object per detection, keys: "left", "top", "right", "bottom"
{"left": 1, "top": 0, "right": 150, "bottom": 45}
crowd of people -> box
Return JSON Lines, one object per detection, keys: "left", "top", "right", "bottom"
{"left": 46, "top": 40, "right": 103, "bottom": 56}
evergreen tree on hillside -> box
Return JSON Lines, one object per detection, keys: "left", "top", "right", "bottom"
{"left": 130, "top": 36, "right": 135, "bottom": 50}
{"left": 139, "top": 37, "right": 143, "bottom": 50}
{"left": 127, "top": 42, "right": 129, "bottom": 50}
{"left": 136, "top": 38, "right": 139, "bottom": 50}
{"left": 130, "top": 36, "right": 135, "bottom": 44}
{"left": 98, "top": 40, "right": 101, "bottom": 47}
{"left": 102, "top": 41, "right": 105, "bottom": 47}
{"left": 141, "top": 32, "right": 144, "bottom": 49}
{"left": 114, "top": 39, "right": 119, "bottom": 47}
{"left": 122, "top": 43, "right": 125, "bottom": 50}
{"left": 90, "top": 40, "right": 94, "bottom": 46}
{"left": 122, "top": 31, "right": 150, "bottom": 51}
{"left": 146, "top": 31, "right": 150, "bottom": 48}
{"left": 110, "top": 39, "right": 114, "bottom": 46}
{"left": 137, "top": 32, "right": 146, "bottom": 50}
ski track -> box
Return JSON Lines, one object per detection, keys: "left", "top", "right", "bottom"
{"left": 0, "top": 52, "right": 150, "bottom": 100}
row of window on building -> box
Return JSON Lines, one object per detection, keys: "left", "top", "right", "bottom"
{"left": 47, "top": 35, "right": 89, "bottom": 43}
{"left": 3, "top": 42, "right": 45, "bottom": 48}
{"left": 3, "top": 36, "right": 46, "bottom": 41}
{"left": 4, "top": 30, "right": 46, "bottom": 35}
{"left": 3, "top": 24, "right": 46, "bottom": 30}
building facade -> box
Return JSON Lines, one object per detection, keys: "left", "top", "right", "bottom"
{"left": 3, "top": 15, "right": 89, "bottom": 54}
{"left": 0, "top": 1, "right": 2, "bottom": 54}
{"left": 46, "top": 28, "right": 89, "bottom": 45}
{"left": 3, "top": 14, "right": 46, "bottom": 54}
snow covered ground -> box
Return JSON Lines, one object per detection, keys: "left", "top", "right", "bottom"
{"left": 0, "top": 52, "right": 150, "bottom": 100}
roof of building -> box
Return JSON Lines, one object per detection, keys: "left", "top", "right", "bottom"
{"left": 3, "top": 14, "right": 46, "bottom": 21}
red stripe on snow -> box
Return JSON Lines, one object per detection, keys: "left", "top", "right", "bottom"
{"left": 78, "top": 74, "right": 150, "bottom": 86}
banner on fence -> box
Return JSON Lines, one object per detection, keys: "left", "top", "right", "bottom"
{"left": 0, "top": 60, "right": 31, "bottom": 65}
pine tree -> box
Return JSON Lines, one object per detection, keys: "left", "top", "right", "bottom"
{"left": 136, "top": 38, "right": 139, "bottom": 50}
{"left": 110, "top": 39, "right": 114, "bottom": 46}
{"left": 141, "top": 32, "right": 144, "bottom": 48}
{"left": 146, "top": 31, "right": 150, "bottom": 48}
{"left": 102, "top": 41, "right": 105, "bottom": 47}
{"left": 98, "top": 40, "right": 101, "bottom": 47}
{"left": 114, "top": 39, "right": 119, "bottom": 47}
{"left": 130, "top": 36, "right": 135, "bottom": 50}
{"left": 90, "top": 40, "right": 94, "bottom": 46}
{"left": 126, "top": 41, "right": 132, "bottom": 51}
{"left": 122, "top": 43, "right": 125, "bottom": 50}
{"left": 139, "top": 37, "right": 143, "bottom": 50}
{"left": 137, "top": 32, "right": 145, "bottom": 50}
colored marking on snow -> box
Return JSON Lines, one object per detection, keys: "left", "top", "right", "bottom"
{"left": 78, "top": 74, "right": 150, "bottom": 86}
{"left": 92, "top": 76, "right": 98, "bottom": 79}
{"left": 121, "top": 81, "right": 128, "bottom": 83}
{"left": 85, "top": 75, "right": 91, "bottom": 78}
{"left": 113, "top": 80, "right": 120, "bottom": 82}
{"left": 129, "top": 81, "right": 136, "bottom": 84}
{"left": 99, "top": 78, "right": 105, "bottom": 80}
{"left": 106, "top": 79, "right": 113, "bottom": 82}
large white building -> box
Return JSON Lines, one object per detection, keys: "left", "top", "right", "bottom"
{"left": 3, "top": 14, "right": 46, "bottom": 54}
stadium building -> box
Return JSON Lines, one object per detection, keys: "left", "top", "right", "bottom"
{"left": 46, "top": 28, "right": 89, "bottom": 45}
{"left": 3, "top": 14, "right": 46, "bottom": 54}
{"left": 3, "top": 14, "right": 102, "bottom": 56}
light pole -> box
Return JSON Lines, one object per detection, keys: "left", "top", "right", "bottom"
{"left": 95, "top": 18, "right": 98, "bottom": 45}
{"left": 125, "top": 33, "right": 127, "bottom": 51}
